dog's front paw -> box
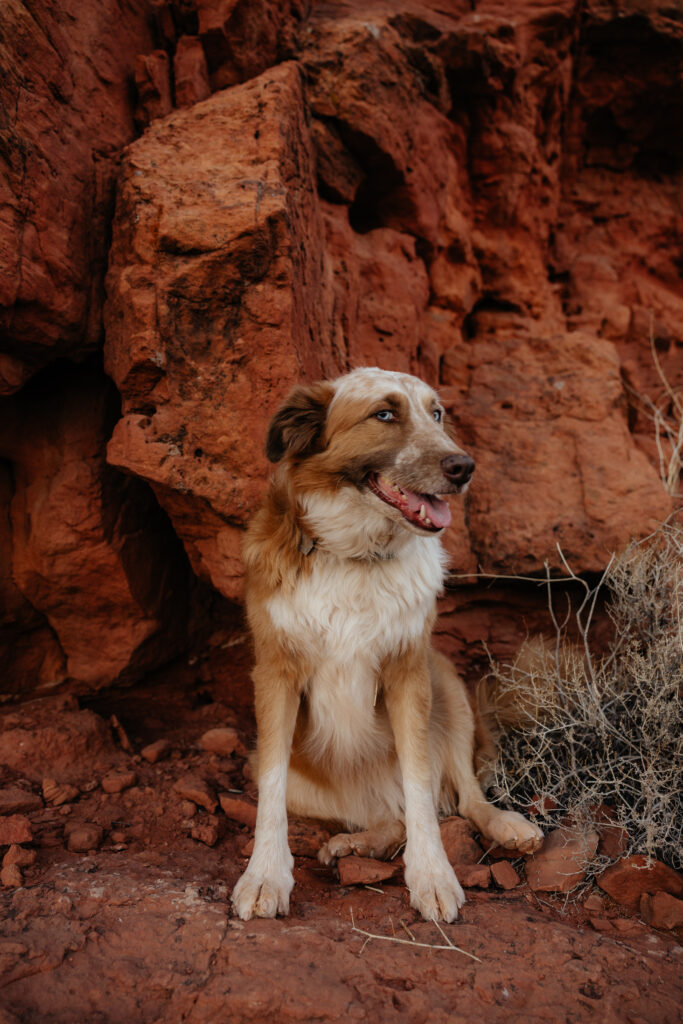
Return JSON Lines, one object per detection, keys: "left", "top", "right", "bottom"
{"left": 231, "top": 866, "right": 294, "bottom": 920}
{"left": 487, "top": 810, "right": 544, "bottom": 854}
{"left": 404, "top": 859, "right": 466, "bottom": 923}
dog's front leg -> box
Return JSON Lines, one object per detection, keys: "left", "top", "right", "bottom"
{"left": 383, "top": 647, "right": 465, "bottom": 923}
{"left": 231, "top": 660, "right": 300, "bottom": 920}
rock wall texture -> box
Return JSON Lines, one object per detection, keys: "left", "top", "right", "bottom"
{"left": 1, "top": 0, "right": 681, "bottom": 696}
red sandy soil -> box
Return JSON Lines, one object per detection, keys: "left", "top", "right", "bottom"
{"left": 1, "top": 639, "right": 681, "bottom": 1024}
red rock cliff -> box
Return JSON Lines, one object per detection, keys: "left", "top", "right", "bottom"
{"left": 1, "top": 0, "right": 680, "bottom": 695}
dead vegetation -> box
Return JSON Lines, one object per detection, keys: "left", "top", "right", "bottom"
{"left": 481, "top": 517, "right": 683, "bottom": 876}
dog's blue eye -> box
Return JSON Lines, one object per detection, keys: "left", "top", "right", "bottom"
{"left": 433, "top": 409, "right": 443, "bottom": 422}
{"left": 375, "top": 410, "right": 394, "bottom": 422}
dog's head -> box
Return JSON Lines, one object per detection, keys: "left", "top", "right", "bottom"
{"left": 266, "top": 368, "right": 473, "bottom": 541}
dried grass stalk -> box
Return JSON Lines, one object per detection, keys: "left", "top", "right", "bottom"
{"left": 481, "top": 519, "right": 682, "bottom": 876}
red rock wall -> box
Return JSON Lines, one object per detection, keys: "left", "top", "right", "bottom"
{"left": 0, "top": 0, "right": 680, "bottom": 696}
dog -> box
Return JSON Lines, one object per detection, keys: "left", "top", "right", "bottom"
{"left": 232, "top": 367, "right": 543, "bottom": 922}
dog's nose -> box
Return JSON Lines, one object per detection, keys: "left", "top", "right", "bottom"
{"left": 441, "top": 454, "right": 475, "bottom": 486}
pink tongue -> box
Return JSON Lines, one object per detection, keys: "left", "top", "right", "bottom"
{"left": 402, "top": 489, "right": 452, "bottom": 529}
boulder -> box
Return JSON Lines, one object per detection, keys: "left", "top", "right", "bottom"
{"left": 104, "top": 63, "right": 339, "bottom": 601}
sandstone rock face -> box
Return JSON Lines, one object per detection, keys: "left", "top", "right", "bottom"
{"left": 1, "top": 0, "right": 681, "bottom": 699}
{"left": 104, "top": 63, "right": 340, "bottom": 598}
{"left": 104, "top": 0, "right": 676, "bottom": 616}
{"left": 0, "top": 0, "right": 155, "bottom": 392}
{"left": 0, "top": 362, "right": 191, "bottom": 692}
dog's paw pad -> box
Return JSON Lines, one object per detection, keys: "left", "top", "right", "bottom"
{"left": 488, "top": 811, "right": 544, "bottom": 854}
{"left": 406, "top": 865, "right": 466, "bottom": 923}
{"left": 318, "top": 833, "right": 354, "bottom": 865}
{"left": 232, "top": 870, "right": 293, "bottom": 920}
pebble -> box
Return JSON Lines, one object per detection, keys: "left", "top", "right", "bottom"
{"left": 640, "top": 891, "right": 683, "bottom": 931}
{"left": 1, "top": 864, "right": 22, "bottom": 888}
{"left": 440, "top": 817, "right": 483, "bottom": 866}
{"left": 141, "top": 739, "right": 172, "bottom": 764}
{"left": 491, "top": 860, "right": 520, "bottom": 890}
{"left": 101, "top": 770, "right": 138, "bottom": 795}
{"left": 190, "top": 822, "right": 220, "bottom": 847}
{"left": 110, "top": 831, "right": 126, "bottom": 844}
{"left": 589, "top": 916, "right": 615, "bottom": 932}
{"left": 199, "top": 727, "right": 240, "bottom": 757}
{"left": 0, "top": 815, "right": 33, "bottom": 846}
{"left": 583, "top": 892, "right": 604, "bottom": 914}
{"left": 455, "top": 863, "right": 491, "bottom": 888}
{"left": 42, "top": 778, "right": 80, "bottom": 807}
{"left": 173, "top": 775, "right": 218, "bottom": 813}
{"left": 2, "top": 845, "right": 37, "bottom": 869}
{"left": 66, "top": 824, "right": 104, "bottom": 853}
{"left": 337, "top": 856, "right": 399, "bottom": 886}
{"left": 525, "top": 827, "right": 599, "bottom": 893}
{"left": 218, "top": 794, "right": 257, "bottom": 828}
{"left": 180, "top": 800, "right": 197, "bottom": 818}
{"left": 598, "top": 855, "right": 683, "bottom": 911}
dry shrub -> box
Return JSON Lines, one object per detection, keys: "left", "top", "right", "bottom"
{"left": 482, "top": 517, "right": 682, "bottom": 875}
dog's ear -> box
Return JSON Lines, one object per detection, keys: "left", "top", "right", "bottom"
{"left": 265, "top": 382, "right": 335, "bottom": 463}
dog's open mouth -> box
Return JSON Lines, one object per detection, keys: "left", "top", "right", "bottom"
{"left": 367, "top": 473, "right": 451, "bottom": 531}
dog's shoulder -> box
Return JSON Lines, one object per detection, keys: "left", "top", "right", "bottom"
{"left": 243, "top": 469, "right": 312, "bottom": 598}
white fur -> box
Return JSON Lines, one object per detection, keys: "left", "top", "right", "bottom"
{"left": 267, "top": 507, "right": 446, "bottom": 774}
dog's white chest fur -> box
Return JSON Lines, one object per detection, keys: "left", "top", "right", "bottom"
{"left": 266, "top": 536, "right": 445, "bottom": 765}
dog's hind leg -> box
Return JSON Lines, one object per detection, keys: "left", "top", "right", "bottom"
{"left": 431, "top": 650, "right": 544, "bottom": 855}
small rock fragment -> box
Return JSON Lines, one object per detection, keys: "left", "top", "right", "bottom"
{"left": 455, "top": 863, "right": 491, "bottom": 888}
{"left": 141, "top": 739, "right": 172, "bottom": 764}
{"left": 2, "top": 845, "right": 37, "bottom": 869}
{"left": 337, "top": 856, "right": 399, "bottom": 886}
{"left": 526, "top": 827, "right": 598, "bottom": 893}
{"left": 288, "top": 819, "right": 331, "bottom": 858}
{"left": 101, "top": 770, "right": 137, "bottom": 795}
{"left": 583, "top": 892, "right": 604, "bottom": 914}
{"left": 42, "top": 778, "right": 80, "bottom": 807}
{"left": 593, "top": 805, "right": 628, "bottom": 860}
{"left": 491, "top": 860, "right": 520, "bottom": 890}
{"left": 640, "top": 891, "right": 683, "bottom": 931}
{"left": 598, "top": 856, "right": 683, "bottom": 911}
{"left": 110, "top": 831, "right": 126, "bottom": 844}
{"left": 0, "top": 787, "right": 42, "bottom": 815}
{"left": 190, "top": 822, "right": 220, "bottom": 847}
{"left": 174, "top": 775, "right": 218, "bottom": 813}
{"left": 180, "top": 800, "right": 197, "bottom": 818}
{"left": 0, "top": 815, "right": 32, "bottom": 846}
{"left": 218, "top": 794, "right": 256, "bottom": 827}
{"left": 1, "top": 863, "right": 22, "bottom": 888}
{"left": 66, "top": 824, "right": 104, "bottom": 853}
{"left": 589, "top": 916, "right": 615, "bottom": 932}
{"left": 199, "top": 727, "right": 240, "bottom": 757}
{"left": 110, "top": 714, "right": 133, "bottom": 752}
{"left": 440, "top": 817, "right": 483, "bottom": 866}
{"left": 528, "top": 794, "right": 559, "bottom": 816}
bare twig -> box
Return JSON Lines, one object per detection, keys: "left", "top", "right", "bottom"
{"left": 349, "top": 909, "right": 482, "bottom": 962}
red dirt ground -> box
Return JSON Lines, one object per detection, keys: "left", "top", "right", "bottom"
{"left": 1, "top": 638, "right": 681, "bottom": 1023}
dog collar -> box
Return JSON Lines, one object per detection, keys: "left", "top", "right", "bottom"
{"left": 298, "top": 528, "right": 395, "bottom": 562}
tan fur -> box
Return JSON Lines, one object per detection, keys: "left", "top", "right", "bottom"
{"left": 232, "top": 368, "right": 543, "bottom": 923}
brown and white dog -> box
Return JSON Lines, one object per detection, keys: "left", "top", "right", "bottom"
{"left": 232, "top": 367, "right": 543, "bottom": 922}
